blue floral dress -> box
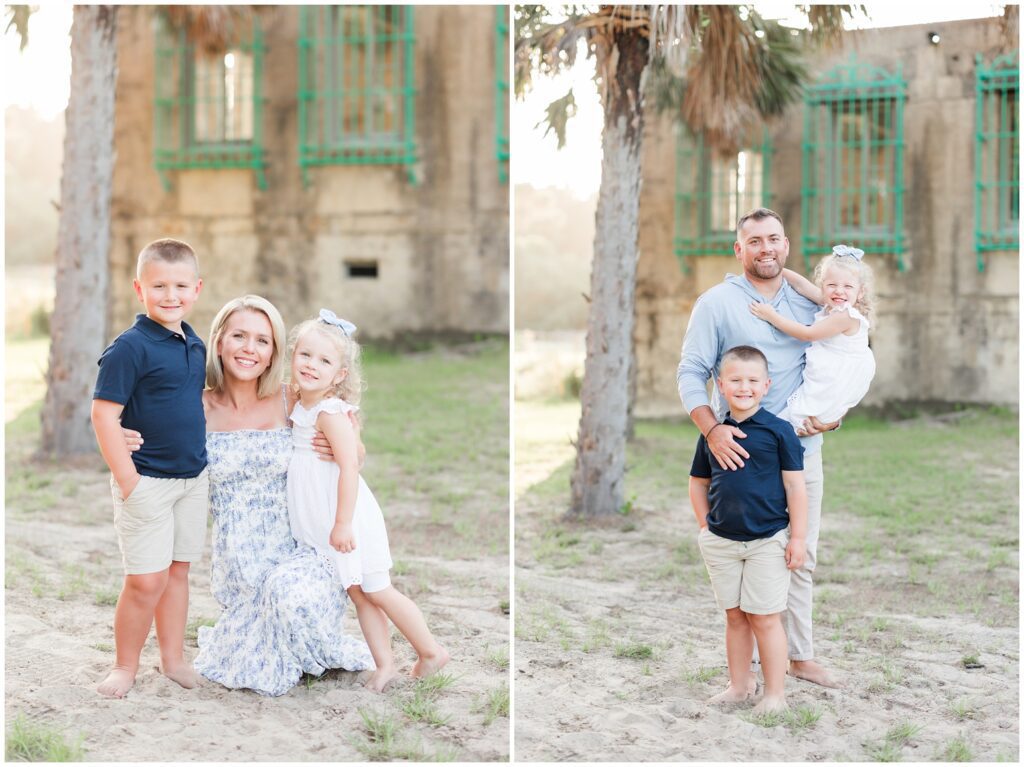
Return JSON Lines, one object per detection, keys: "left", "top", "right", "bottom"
{"left": 193, "top": 427, "right": 374, "bottom": 696}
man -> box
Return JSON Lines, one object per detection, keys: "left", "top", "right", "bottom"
{"left": 677, "top": 207, "right": 839, "bottom": 688}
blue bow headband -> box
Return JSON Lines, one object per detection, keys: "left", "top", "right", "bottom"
{"left": 318, "top": 308, "right": 357, "bottom": 336}
{"left": 832, "top": 244, "right": 865, "bottom": 261}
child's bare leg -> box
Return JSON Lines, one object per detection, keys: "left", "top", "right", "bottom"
{"left": 708, "top": 607, "right": 754, "bottom": 704}
{"left": 99, "top": 569, "right": 168, "bottom": 698}
{"left": 748, "top": 611, "right": 788, "bottom": 714}
{"left": 363, "top": 586, "right": 448, "bottom": 677}
{"left": 154, "top": 561, "right": 196, "bottom": 689}
{"left": 348, "top": 586, "right": 398, "bottom": 692}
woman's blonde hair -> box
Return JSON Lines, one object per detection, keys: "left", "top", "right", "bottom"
{"left": 287, "top": 318, "right": 364, "bottom": 405}
{"left": 206, "top": 295, "right": 288, "bottom": 398}
{"left": 813, "top": 251, "right": 876, "bottom": 328}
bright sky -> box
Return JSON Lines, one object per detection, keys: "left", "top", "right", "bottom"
{"left": 3, "top": 3, "right": 72, "bottom": 121}
{"left": 514, "top": 2, "right": 1009, "bottom": 198}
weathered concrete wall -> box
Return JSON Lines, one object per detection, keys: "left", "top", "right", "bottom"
{"left": 636, "top": 18, "right": 1018, "bottom": 416}
{"left": 109, "top": 6, "right": 509, "bottom": 340}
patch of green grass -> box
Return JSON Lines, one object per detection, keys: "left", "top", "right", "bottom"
{"left": 749, "top": 709, "right": 786, "bottom": 728}
{"left": 413, "top": 672, "right": 456, "bottom": 696}
{"left": 352, "top": 708, "right": 401, "bottom": 760}
{"left": 582, "top": 620, "right": 611, "bottom": 653}
{"left": 5, "top": 714, "right": 84, "bottom": 762}
{"left": 940, "top": 736, "right": 973, "bottom": 762}
{"left": 785, "top": 704, "right": 823, "bottom": 730}
{"left": 681, "top": 666, "right": 722, "bottom": 686}
{"left": 949, "top": 698, "right": 977, "bottom": 720}
{"left": 57, "top": 564, "right": 89, "bottom": 601}
{"left": 185, "top": 617, "right": 216, "bottom": 644}
{"left": 360, "top": 342, "right": 508, "bottom": 559}
{"left": 885, "top": 722, "right": 923, "bottom": 747}
{"left": 613, "top": 642, "right": 653, "bottom": 660}
{"left": 479, "top": 685, "right": 509, "bottom": 725}
{"left": 93, "top": 587, "right": 120, "bottom": 607}
{"left": 90, "top": 642, "right": 114, "bottom": 653}
{"left": 960, "top": 652, "right": 980, "bottom": 667}
{"left": 485, "top": 645, "right": 509, "bottom": 671}
{"left": 401, "top": 690, "right": 451, "bottom": 728}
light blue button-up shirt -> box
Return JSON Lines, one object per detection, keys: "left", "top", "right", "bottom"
{"left": 677, "top": 273, "right": 824, "bottom": 455}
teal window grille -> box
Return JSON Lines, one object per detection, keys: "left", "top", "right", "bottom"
{"left": 495, "top": 6, "right": 510, "bottom": 183}
{"left": 153, "top": 14, "right": 266, "bottom": 191}
{"left": 975, "top": 52, "right": 1019, "bottom": 271}
{"left": 674, "top": 126, "right": 773, "bottom": 264}
{"left": 298, "top": 6, "right": 416, "bottom": 185}
{"left": 801, "top": 57, "right": 906, "bottom": 270}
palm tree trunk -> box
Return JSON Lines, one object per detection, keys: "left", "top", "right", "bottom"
{"left": 41, "top": 6, "right": 118, "bottom": 456}
{"left": 569, "top": 26, "right": 648, "bottom": 516}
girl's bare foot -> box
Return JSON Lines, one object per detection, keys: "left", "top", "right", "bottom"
{"left": 364, "top": 665, "right": 399, "bottom": 693}
{"left": 411, "top": 645, "right": 450, "bottom": 678}
{"left": 97, "top": 666, "right": 136, "bottom": 698}
{"left": 159, "top": 659, "right": 198, "bottom": 689}
{"left": 752, "top": 695, "right": 788, "bottom": 716}
{"left": 707, "top": 683, "right": 752, "bottom": 705}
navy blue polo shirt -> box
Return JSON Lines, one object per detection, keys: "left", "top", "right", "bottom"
{"left": 690, "top": 407, "right": 804, "bottom": 542}
{"left": 94, "top": 314, "right": 207, "bottom": 478}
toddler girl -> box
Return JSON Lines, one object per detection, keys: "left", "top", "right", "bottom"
{"left": 286, "top": 309, "right": 449, "bottom": 692}
{"left": 749, "top": 244, "right": 876, "bottom": 432}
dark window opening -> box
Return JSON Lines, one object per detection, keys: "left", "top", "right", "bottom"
{"left": 346, "top": 261, "right": 379, "bottom": 279}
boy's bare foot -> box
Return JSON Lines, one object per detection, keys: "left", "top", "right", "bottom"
{"left": 707, "top": 683, "right": 752, "bottom": 705}
{"left": 364, "top": 665, "right": 399, "bottom": 693}
{"left": 752, "top": 695, "right": 788, "bottom": 716}
{"left": 411, "top": 645, "right": 450, "bottom": 678}
{"left": 97, "top": 666, "right": 136, "bottom": 698}
{"left": 159, "top": 659, "right": 198, "bottom": 689}
{"left": 789, "top": 659, "right": 841, "bottom": 688}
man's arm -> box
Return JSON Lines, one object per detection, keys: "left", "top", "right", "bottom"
{"left": 690, "top": 404, "right": 750, "bottom": 471}
{"left": 781, "top": 469, "right": 807, "bottom": 570}
{"left": 92, "top": 399, "right": 141, "bottom": 498}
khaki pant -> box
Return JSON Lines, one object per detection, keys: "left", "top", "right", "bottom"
{"left": 110, "top": 469, "right": 209, "bottom": 575}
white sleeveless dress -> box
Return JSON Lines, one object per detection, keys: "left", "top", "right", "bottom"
{"left": 286, "top": 398, "right": 393, "bottom": 588}
{"left": 781, "top": 304, "right": 876, "bottom": 428}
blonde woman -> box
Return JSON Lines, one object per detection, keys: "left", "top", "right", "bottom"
{"left": 125, "top": 295, "right": 373, "bottom": 695}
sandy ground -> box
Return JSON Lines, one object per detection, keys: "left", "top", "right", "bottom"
{"left": 513, "top": 402, "right": 1019, "bottom": 762}
{"left": 5, "top": 453, "right": 510, "bottom": 761}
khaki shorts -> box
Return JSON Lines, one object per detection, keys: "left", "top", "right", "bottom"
{"left": 110, "top": 469, "right": 209, "bottom": 575}
{"left": 698, "top": 527, "right": 790, "bottom": 615}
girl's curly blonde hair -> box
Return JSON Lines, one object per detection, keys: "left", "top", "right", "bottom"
{"left": 287, "top": 318, "right": 364, "bottom": 405}
{"left": 813, "top": 252, "right": 876, "bottom": 328}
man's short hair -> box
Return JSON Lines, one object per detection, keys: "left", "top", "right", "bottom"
{"left": 736, "top": 207, "right": 784, "bottom": 235}
{"left": 720, "top": 345, "right": 769, "bottom": 375}
{"left": 137, "top": 238, "right": 198, "bottom": 278}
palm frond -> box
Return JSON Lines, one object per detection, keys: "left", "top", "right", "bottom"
{"left": 162, "top": 5, "right": 272, "bottom": 53}
{"left": 5, "top": 5, "right": 32, "bottom": 51}
{"left": 536, "top": 89, "right": 578, "bottom": 149}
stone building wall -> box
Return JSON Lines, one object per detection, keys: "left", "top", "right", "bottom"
{"left": 108, "top": 6, "right": 509, "bottom": 339}
{"left": 635, "top": 18, "right": 1018, "bottom": 416}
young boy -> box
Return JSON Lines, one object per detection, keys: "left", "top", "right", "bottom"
{"left": 689, "top": 345, "right": 807, "bottom": 714}
{"left": 91, "top": 238, "right": 208, "bottom": 698}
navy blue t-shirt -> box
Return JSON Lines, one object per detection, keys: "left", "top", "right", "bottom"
{"left": 690, "top": 407, "right": 804, "bottom": 542}
{"left": 94, "top": 314, "right": 207, "bottom": 478}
